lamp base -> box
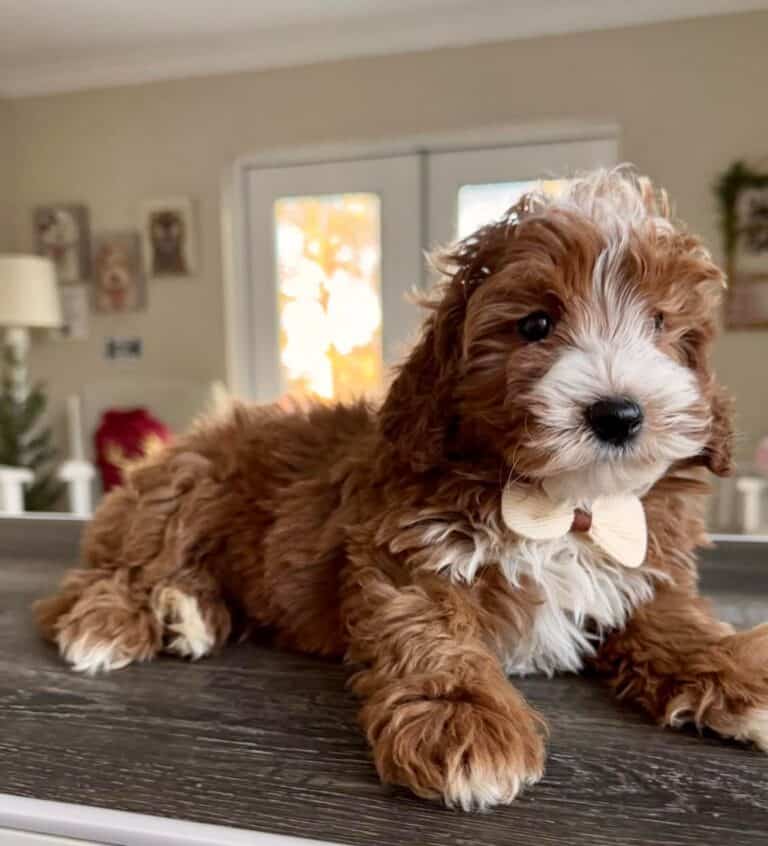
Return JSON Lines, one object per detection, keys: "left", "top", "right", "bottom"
{"left": 3, "top": 326, "right": 31, "bottom": 404}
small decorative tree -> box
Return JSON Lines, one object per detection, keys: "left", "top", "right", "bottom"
{"left": 0, "top": 343, "right": 63, "bottom": 511}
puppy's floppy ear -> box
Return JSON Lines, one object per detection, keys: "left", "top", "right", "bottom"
{"left": 702, "top": 381, "right": 734, "bottom": 477}
{"left": 673, "top": 248, "right": 733, "bottom": 478}
{"left": 379, "top": 203, "right": 525, "bottom": 471}
{"left": 378, "top": 283, "right": 465, "bottom": 472}
{"left": 693, "top": 273, "right": 733, "bottom": 478}
{"left": 682, "top": 324, "right": 733, "bottom": 478}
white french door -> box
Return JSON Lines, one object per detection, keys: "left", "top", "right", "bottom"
{"left": 234, "top": 131, "right": 617, "bottom": 402}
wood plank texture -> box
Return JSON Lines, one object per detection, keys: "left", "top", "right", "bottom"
{"left": 0, "top": 517, "right": 85, "bottom": 560}
{"left": 1, "top": 555, "right": 767, "bottom": 846}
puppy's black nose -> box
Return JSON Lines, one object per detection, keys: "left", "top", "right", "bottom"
{"left": 586, "top": 398, "right": 644, "bottom": 446}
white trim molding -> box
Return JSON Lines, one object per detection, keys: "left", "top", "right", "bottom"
{"left": 1, "top": 1, "right": 767, "bottom": 97}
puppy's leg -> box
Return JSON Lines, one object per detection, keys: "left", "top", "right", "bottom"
{"left": 36, "top": 566, "right": 232, "bottom": 674}
{"left": 151, "top": 572, "right": 232, "bottom": 661}
{"left": 595, "top": 586, "right": 768, "bottom": 749}
{"left": 35, "top": 451, "right": 232, "bottom": 673}
{"left": 344, "top": 559, "right": 546, "bottom": 811}
{"left": 35, "top": 567, "right": 162, "bottom": 674}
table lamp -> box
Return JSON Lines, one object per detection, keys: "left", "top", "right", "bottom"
{"left": 0, "top": 255, "right": 61, "bottom": 402}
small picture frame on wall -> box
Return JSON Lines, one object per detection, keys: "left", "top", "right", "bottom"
{"left": 141, "top": 196, "right": 197, "bottom": 278}
{"left": 91, "top": 231, "right": 147, "bottom": 314}
{"left": 33, "top": 204, "right": 91, "bottom": 284}
{"left": 716, "top": 162, "right": 768, "bottom": 329}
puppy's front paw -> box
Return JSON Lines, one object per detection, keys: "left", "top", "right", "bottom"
{"left": 365, "top": 692, "right": 546, "bottom": 811}
{"left": 727, "top": 708, "right": 768, "bottom": 751}
{"left": 698, "top": 626, "right": 768, "bottom": 752}
{"left": 665, "top": 624, "right": 768, "bottom": 752}
{"left": 677, "top": 704, "right": 768, "bottom": 752}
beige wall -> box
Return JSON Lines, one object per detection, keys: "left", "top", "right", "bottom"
{"left": 6, "top": 9, "right": 768, "bottom": 460}
{"left": 0, "top": 99, "right": 15, "bottom": 250}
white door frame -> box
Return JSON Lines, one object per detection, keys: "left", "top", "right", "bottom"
{"left": 222, "top": 119, "right": 619, "bottom": 397}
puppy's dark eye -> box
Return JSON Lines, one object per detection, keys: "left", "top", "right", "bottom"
{"left": 654, "top": 312, "right": 665, "bottom": 332}
{"left": 517, "top": 311, "right": 553, "bottom": 342}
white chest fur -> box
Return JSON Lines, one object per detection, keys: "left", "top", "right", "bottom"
{"left": 497, "top": 534, "right": 655, "bottom": 675}
{"left": 406, "top": 515, "right": 656, "bottom": 677}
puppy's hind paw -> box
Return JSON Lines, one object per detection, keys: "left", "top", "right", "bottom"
{"left": 62, "top": 632, "right": 142, "bottom": 674}
{"left": 35, "top": 571, "right": 162, "bottom": 674}
{"left": 154, "top": 587, "right": 216, "bottom": 660}
{"left": 56, "top": 602, "right": 161, "bottom": 675}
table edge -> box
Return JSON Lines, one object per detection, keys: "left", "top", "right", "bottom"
{"left": 0, "top": 794, "right": 344, "bottom": 846}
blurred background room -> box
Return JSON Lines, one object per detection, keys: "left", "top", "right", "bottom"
{"left": 1, "top": 0, "right": 767, "bottom": 534}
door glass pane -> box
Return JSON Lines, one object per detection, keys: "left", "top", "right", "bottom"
{"left": 457, "top": 179, "right": 566, "bottom": 238}
{"left": 273, "top": 193, "right": 383, "bottom": 401}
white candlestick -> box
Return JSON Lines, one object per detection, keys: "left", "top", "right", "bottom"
{"left": 0, "top": 466, "right": 33, "bottom": 515}
{"left": 66, "top": 393, "right": 85, "bottom": 461}
{"left": 58, "top": 459, "right": 95, "bottom": 517}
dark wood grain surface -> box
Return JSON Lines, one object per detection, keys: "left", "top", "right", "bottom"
{"left": 1, "top": 548, "right": 767, "bottom": 846}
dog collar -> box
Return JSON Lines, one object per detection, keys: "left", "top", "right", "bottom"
{"left": 501, "top": 486, "right": 647, "bottom": 568}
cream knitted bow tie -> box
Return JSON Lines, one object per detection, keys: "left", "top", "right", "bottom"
{"left": 501, "top": 486, "right": 647, "bottom": 568}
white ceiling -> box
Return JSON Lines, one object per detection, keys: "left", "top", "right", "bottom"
{"left": 0, "top": 0, "right": 766, "bottom": 97}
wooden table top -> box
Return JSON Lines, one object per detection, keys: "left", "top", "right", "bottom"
{"left": 1, "top": 544, "right": 767, "bottom": 846}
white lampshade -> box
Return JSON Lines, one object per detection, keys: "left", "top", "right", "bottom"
{"left": 0, "top": 254, "right": 62, "bottom": 328}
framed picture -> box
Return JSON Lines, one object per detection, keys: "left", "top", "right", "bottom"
{"left": 735, "top": 186, "right": 768, "bottom": 275}
{"left": 91, "top": 231, "right": 147, "bottom": 314}
{"left": 716, "top": 162, "right": 768, "bottom": 329}
{"left": 33, "top": 204, "right": 91, "bottom": 284}
{"left": 141, "top": 196, "right": 197, "bottom": 278}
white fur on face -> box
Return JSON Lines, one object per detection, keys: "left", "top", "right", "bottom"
{"left": 526, "top": 242, "right": 707, "bottom": 504}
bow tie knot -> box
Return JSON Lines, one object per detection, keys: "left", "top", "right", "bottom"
{"left": 501, "top": 486, "right": 647, "bottom": 568}
{"left": 570, "top": 508, "right": 593, "bottom": 533}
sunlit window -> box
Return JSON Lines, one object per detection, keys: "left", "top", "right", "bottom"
{"left": 274, "top": 193, "right": 383, "bottom": 402}
{"left": 457, "top": 179, "right": 566, "bottom": 238}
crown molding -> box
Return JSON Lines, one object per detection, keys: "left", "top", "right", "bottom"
{"left": 1, "top": 0, "right": 766, "bottom": 98}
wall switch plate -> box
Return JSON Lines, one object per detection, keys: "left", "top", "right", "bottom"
{"left": 104, "top": 337, "right": 143, "bottom": 360}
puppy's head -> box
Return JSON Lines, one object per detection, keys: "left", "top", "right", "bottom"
{"left": 381, "top": 168, "right": 732, "bottom": 502}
